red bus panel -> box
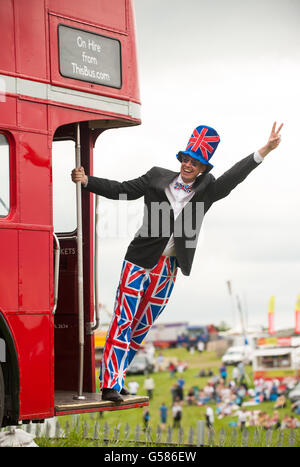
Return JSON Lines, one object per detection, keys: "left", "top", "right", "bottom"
{"left": 0, "top": 0, "right": 147, "bottom": 426}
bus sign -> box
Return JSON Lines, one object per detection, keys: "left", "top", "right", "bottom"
{"left": 58, "top": 25, "right": 122, "bottom": 88}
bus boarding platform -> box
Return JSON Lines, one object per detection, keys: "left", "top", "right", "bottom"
{"left": 54, "top": 391, "right": 149, "bottom": 416}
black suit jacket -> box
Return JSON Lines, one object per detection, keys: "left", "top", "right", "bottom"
{"left": 85, "top": 154, "right": 259, "bottom": 275}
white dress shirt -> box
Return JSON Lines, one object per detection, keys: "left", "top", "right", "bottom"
{"left": 163, "top": 174, "right": 196, "bottom": 256}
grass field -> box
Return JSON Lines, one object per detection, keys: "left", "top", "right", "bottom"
{"left": 92, "top": 348, "right": 299, "bottom": 429}
{"left": 94, "top": 348, "right": 224, "bottom": 428}
{"left": 53, "top": 348, "right": 300, "bottom": 440}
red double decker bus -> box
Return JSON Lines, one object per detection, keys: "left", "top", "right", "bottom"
{"left": 0, "top": 0, "right": 148, "bottom": 427}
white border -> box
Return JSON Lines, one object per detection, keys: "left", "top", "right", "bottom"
{"left": 0, "top": 73, "right": 141, "bottom": 119}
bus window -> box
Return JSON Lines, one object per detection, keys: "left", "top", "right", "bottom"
{"left": 52, "top": 140, "right": 76, "bottom": 233}
{"left": 0, "top": 134, "right": 10, "bottom": 217}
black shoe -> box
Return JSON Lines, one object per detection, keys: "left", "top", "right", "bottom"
{"left": 120, "top": 386, "right": 130, "bottom": 396}
{"left": 102, "top": 388, "right": 123, "bottom": 402}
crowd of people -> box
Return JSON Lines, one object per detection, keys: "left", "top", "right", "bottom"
{"left": 233, "top": 409, "right": 300, "bottom": 430}
{"left": 189, "top": 366, "right": 300, "bottom": 430}
{"left": 131, "top": 357, "right": 300, "bottom": 431}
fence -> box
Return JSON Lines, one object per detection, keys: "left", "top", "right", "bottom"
{"left": 1, "top": 414, "right": 299, "bottom": 447}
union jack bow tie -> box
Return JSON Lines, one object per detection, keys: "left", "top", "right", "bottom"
{"left": 174, "top": 181, "right": 193, "bottom": 193}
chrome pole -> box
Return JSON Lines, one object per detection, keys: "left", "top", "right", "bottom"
{"left": 52, "top": 233, "right": 60, "bottom": 315}
{"left": 86, "top": 194, "right": 101, "bottom": 335}
{"left": 90, "top": 195, "right": 101, "bottom": 332}
{"left": 74, "top": 122, "right": 86, "bottom": 400}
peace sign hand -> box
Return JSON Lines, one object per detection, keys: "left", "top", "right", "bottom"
{"left": 268, "top": 122, "right": 283, "bottom": 150}
{"left": 259, "top": 122, "right": 284, "bottom": 158}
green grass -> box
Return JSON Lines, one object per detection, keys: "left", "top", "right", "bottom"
{"left": 91, "top": 349, "right": 225, "bottom": 429}
{"left": 36, "top": 348, "right": 300, "bottom": 446}
{"left": 90, "top": 348, "right": 297, "bottom": 428}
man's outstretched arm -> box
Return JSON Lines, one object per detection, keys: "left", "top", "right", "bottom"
{"left": 71, "top": 166, "right": 152, "bottom": 200}
{"left": 209, "top": 122, "right": 284, "bottom": 202}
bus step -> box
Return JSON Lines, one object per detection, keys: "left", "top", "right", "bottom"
{"left": 54, "top": 391, "right": 149, "bottom": 416}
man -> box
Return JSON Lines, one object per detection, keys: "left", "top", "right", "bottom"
{"left": 159, "top": 402, "right": 168, "bottom": 430}
{"left": 232, "top": 365, "right": 239, "bottom": 385}
{"left": 238, "top": 408, "right": 247, "bottom": 431}
{"left": 205, "top": 404, "right": 214, "bottom": 429}
{"left": 72, "top": 122, "right": 283, "bottom": 401}
{"left": 172, "top": 399, "right": 183, "bottom": 429}
{"left": 128, "top": 380, "right": 139, "bottom": 396}
{"left": 143, "top": 374, "right": 155, "bottom": 399}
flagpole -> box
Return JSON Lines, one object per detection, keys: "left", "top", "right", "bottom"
{"left": 268, "top": 296, "right": 275, "bottom": 335}
{"left": 243, "top": 292, "right": 249, "bottom": 331}
{"left": 236, "top": 294, "right": 248, "bottom": 345}
{"left": 295, "top": 295, "right": 300, "bottom": 334}
{"left": 226, "top": 280, "right": 236, "bottom": 329}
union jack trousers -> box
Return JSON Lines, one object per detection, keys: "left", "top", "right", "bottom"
{"left": 100, "top": 255, "right": 178, "bottom": 392}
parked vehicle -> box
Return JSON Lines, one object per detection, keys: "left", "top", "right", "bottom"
{"left": 127, "top": 353, "right": 155, "bottom": 375}
{"left": 222, "top": 345, "right": 253, "bottom": 365}
{"left": 288, "top": 382, "right": 300, "bottom": 402}
{"left": 252, "top": 346, "right": 300, "bottom": 380}
{"left": 146, "top": 322, "right": 188, "bottom": 348}
{"left": 177, "top": 324, "right": 218, "bottom": 350}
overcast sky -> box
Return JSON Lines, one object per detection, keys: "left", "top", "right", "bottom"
{"left": 92, "top": 0, "right": 300, "bottom": 332}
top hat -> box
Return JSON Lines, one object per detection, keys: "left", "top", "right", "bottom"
{"left": 177, "top": 125, "right": 220, "bottom": 170}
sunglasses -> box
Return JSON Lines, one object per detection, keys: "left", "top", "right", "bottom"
{"left": 181, "top": 155, "right": 202, "bottom": 167}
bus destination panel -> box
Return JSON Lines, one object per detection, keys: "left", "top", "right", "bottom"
{"left": 58, "top": 25, "right": 122, "bottom": 89}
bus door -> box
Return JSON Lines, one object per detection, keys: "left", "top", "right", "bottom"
{"left": 52, "top": 122, "right": 96, "bottom": 395}
{"left": 51, "top": 121, "right": 149, "bottom": 414}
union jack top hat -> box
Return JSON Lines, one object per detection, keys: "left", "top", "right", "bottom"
{"left": 177, "top": 125, "right": 220, "bottom": 170}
